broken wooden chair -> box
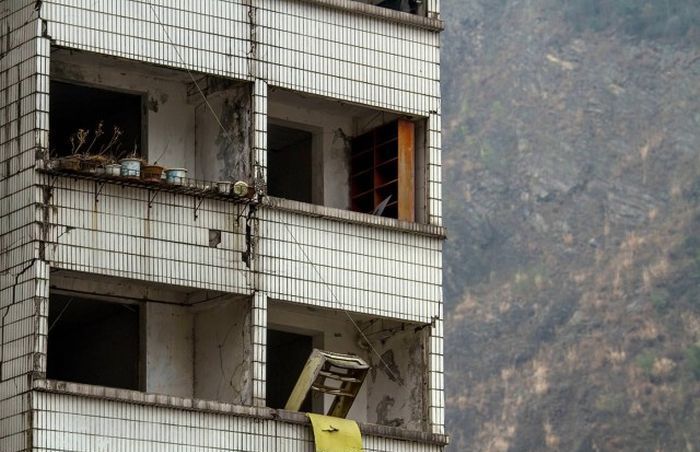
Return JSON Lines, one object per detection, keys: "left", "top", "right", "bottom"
{"left": 285, "top": 349, "right": 370, "bottom": 418}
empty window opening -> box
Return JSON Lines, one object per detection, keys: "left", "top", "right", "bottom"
{"left": 267, "top": 125, "right": 313, "bottom": 203}
{"left": 266, "top": 329, "right": 314, "bottom": 411}
{"left": 268, "top": 90, "right": 427, "bottom": 222}
{"left": 268, "top": 301, "right": 430, "bottom": 430}
{"left": 363, "top": 0, "right": 425, "bottom": 15}
{"left": 50, "top": 81, "right": 144, "bottom": 158}
{"left": 47, "top": 293, "right": 140, "bottom": 390}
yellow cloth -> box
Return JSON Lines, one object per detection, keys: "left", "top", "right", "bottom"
{"left": 307, "top": 413, "right": 363, "bottom": 452}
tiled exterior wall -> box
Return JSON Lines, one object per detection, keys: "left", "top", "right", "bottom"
{"left": 3, "top": 0, "right": 447, "bottom": 446}
{"left": 0, "top": 2, "right": 49, "bottom": 451}
{"left": 41, "top": 0, "right": 251, "bottom": 79}
{"left": 40, "top": 180, "right": 442, "bottom": 323}
{"left": 257, "top": 0, "right": 440, "bottom": 115}
{"left": 258, "top": 205, "right": 442, "bottom": 323}
{"left": 43, "top": 177, "right": 252, "bottom": 293}
{"left": 42, "top": 0, "right": 440, "bottom": 115}
{"left": 428, "top": 111, "right": 443, "bottom": 226}
{"left": 32, "top": 391, "right": 444, "bottom": 452}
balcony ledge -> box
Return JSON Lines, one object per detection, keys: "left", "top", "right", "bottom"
{"left": 264, "top": 196, "right": 447, "bottom": 239}
{"left": 297, "top": 0, "right": 444, "bottom": 31}
{"left": 36, "top": 170, "right": 446, "bottom": 239}
{"left": 33, "top": 379, "right": 449, "bottom": 446}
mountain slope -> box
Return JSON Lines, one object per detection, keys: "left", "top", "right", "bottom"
{"left": 441, "top": 1, "right": 700, "bottom": 450}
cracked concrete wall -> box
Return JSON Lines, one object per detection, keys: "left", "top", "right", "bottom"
{"left": 145, "top": 303, "right": 194, "bottom": 398}
{"left": 195, "top": 84, "right": 252, "bottom": 183}
{"left": 364, "top": 321, "right": 428, "bottom": 431}
{"left": 269, "top": 303, "right": 428, "bottom": 430}
{"left": 145, "top": 296, "right": 253, "bottom": 404}
{"left": 194, "top": 297, "right": 252, "bottom": 405}
{"left": 53, "top": 274, "right": 254, "bottom": 404}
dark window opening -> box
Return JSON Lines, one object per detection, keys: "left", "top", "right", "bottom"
{"left": 267, "top": 124, "right": 313, "bottom": 203}
{"left": 350, "top": 119, "right": 415, "bottom": 221}
{"left": 50, "top": 81, "right": 143, "bottom": 159}
{"left": 266, "top": 329, "right": 313, "bottom": 411}
{"left": 372, "top": 0, "right": 423, "bottom": 15}
{"left": 47, "top": 294, "right": 140, "bottom": 390}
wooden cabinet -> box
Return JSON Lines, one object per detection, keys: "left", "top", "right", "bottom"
{"left": 350, "top": 119, "right": 415, "bottom": 222}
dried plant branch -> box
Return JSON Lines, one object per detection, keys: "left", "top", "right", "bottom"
{"left": 100, "top": 126, "right": 123, "bottom": 156}
{"left": 84, "top": 120, "right": 104, "bottom": 156}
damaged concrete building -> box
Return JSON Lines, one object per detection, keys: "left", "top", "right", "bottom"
{"left": 0, "top": 0, "right": 445, "bottom": 450}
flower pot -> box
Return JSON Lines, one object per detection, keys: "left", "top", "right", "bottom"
{"left": 57, "top": 156, "right": 81, "bottom": 172}
{"left": 165, "top": 168, "right": 188, "bottom": 185}
{"left": 105, "top": 163, "right": 122, "bottom": 177}
{"left": 216, "top": 181, "right": 232, "bottom": 194}
{"left": 120, "top": 158, "right": 142, "bottom": 178}
{"left": 81, "top": 155, "right": 108, "bottom": 173}
{"left": 141, "top": 164, "right": 164, "bottom": 183}
{"left": 232, "top": 180, "right": 250, "bottom": 197}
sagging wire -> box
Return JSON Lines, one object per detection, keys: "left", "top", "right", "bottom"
{"left": 149, "top": 0, "right": 401, "bottom": 385}
{"left": 283, "top": 224, "right": 402, "bottom": 385}
{"left": 47, "top": 297, "right": 73, "bottom": 333}
{"left": 147, "top": 4, "right": 236, "bottom": 148}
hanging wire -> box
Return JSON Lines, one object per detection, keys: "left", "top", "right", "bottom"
{"left": 147, "top": 4, "right": 236, "bottom": 146}
{"left": 48, "top": 297, "right": 73, "bottom": 333}
{"left": 148, "top": 2, "right": 403, "bottom": 384}
{"left": 283, "top": 224, "right": 401, "bottom": 384}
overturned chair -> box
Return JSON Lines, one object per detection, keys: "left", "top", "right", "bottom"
{"left": 285, "top": 349, "right": 370, "bottom": 418}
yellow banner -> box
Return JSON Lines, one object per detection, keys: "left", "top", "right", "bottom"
{"left": 307, "top": 413, "right": 363, "bottom": 452}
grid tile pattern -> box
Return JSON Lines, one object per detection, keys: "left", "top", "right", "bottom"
{"left": 427, "top": 111, "right": 442, "bottom": 226}
{"left": 428, "top": 316, "right": 445, "bottom": 434}
{"left": 0, "top": 3, "right": 48, "bottom": 452}
{"left": 42, "top": 0, "right": 251, "bottom": 80}
{"left": 258, "top": 207, "right": 442, "bottom": 323}
{"left": 252, "top": 79, "right": 268, "bottom": 190}
{"left": 32, "top": 391, "right": 444, "bottom": 452}
{"left": 43, "top": 176, "right": 252, "bottom": 293}
{"left": 257, "top": 0, "right": 440, "bottom": 115}
{"left": 3, "top": 0, "right": 447, "bottom": 444}
{"left": 251, "top": 291, "right": 267, "bottom": 407}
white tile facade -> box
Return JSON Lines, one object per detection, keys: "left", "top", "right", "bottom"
{"left": 1, "top": 0, "right": 446, "bottom": 449}
{"left": 32, "top": 390, "right": 445, "bottom": 452}
{"left": 1, "top": 2, "right": 50, "bottom": 451}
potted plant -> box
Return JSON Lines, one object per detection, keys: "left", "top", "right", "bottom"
{"left": 141, "top": 145, "right": 167, "bottom": 183}
{"left": 165, "top": 167, "right": 188, "bottom": 185}
{"left": 55, "top": 128, "right": 87, "bottom": 171}
{"left": 119, "top": 145, "right": 143, "bottom": 178}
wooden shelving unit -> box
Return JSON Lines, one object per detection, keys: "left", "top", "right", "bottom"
{"left": 350, "top": 119, "right": 415, "bottom": 221}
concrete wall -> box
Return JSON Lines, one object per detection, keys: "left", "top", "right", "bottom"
{"left": 50, "top": 274, "right": 253, "bottom": 403}
{"left": 195, "top": 83, "right": 252, "bottom": 182}
{"left": 268, "top": 302, "right": 427, "bottom": 429}
{"left": 145, "top": 303, "right": 193, "bottom": 398}
{"left": 363, "top": 320, "right": 428, "bottom": 431}
{"left": 268, "top": 94, "right": 357, "bottom": 209}
{"left": 194, "top": 298, "right": 252, "bottom": 405}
